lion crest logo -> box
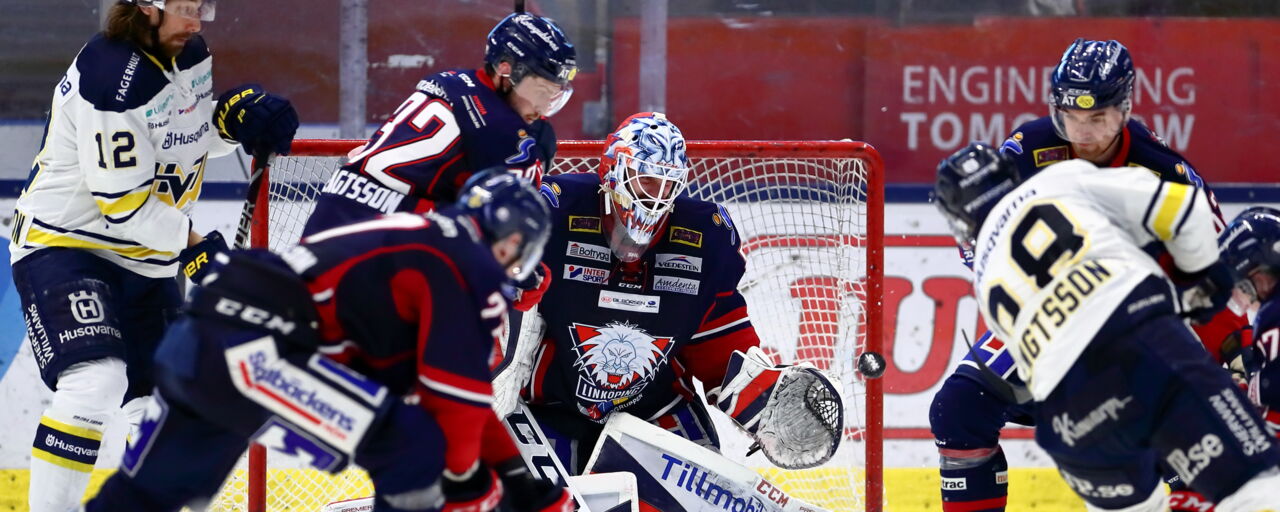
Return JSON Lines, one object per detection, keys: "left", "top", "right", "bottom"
{"left": 569, "top": 322, "right": 674, "bottom": 395}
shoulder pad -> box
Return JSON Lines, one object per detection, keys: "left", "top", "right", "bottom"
{"left": 76, "top": 34, "right": 168, "bottom": 112}
{"left": 416, "top": 69, "right": 484, "bottom": 102}
{"left": 1125, "top": 119, "right": 1204, "bottom": 186}
{"left": 668, "top": 197, "right": 740, "bottom": 249}
{"left": 1002, "top": 117, "right": 1072, "bottom": 169}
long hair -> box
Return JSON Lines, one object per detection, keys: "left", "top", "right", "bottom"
{"left": 103, "top": 2, "right": 152, "bottom": 48}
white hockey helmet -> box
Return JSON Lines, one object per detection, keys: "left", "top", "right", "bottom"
{"left": 124, "top": 0, "right": 217, "bottom": 21}
{"left": 598, "top": 112, "right": 691, "bottom": 262}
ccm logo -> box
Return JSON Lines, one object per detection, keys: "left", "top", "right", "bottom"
{"left": 214, "top": 297, "right": 296, "bottom": 336}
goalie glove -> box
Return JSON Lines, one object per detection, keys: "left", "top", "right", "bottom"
{"left": 708, "top": 347, "right": 844, "bottom": 469}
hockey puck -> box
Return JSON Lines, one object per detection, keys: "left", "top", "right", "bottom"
{"left": 857, "top": 351, "right": 886, "bottom": 379}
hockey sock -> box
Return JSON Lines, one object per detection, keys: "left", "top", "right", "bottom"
{"left": 938, "top": 445, "right": 1009, "bottom": 512}
{"left": 29, "top": 358, "right": 126, "bottom": 512}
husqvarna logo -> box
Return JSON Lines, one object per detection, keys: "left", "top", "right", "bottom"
{"left": 69, "top": 291, "right": 104, "bottom": 324}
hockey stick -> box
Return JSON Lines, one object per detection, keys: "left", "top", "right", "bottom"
{"left": 503, "top": 402, "right": 593, "bottom": 512}
{"left": 234, "top": 149, "right": 272, "bottom": 250}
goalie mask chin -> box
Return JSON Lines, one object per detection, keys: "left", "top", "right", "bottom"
{"left": 711, "top": 347, "right": 845, "bottom": 470}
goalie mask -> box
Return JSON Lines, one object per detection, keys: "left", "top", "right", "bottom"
{"left": 599, "top": 112, "right": 691, "bottom": 262}
{"left": 124, "top": 0, "right": 217, "bottom": 21}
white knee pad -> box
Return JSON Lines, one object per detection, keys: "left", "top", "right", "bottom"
{"left": 50, "top": 357, "right": 128, "bottom": 419}
{"left": 1215, "top": 468, "right": 1280, "bottom": 512}
{"left": 1084, "top": 483, "right": 1167, "bottom": 512}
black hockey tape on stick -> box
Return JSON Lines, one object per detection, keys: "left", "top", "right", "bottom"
{"left": 960, "top": 331, "right": 1033, "bottom": 405}
{"left": 515, "top": 0, "right": 525, "bottom": 13}
{"left": 234, "top": 149, "right": 272, "bottom": 249}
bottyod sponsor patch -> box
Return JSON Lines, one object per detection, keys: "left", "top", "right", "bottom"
{"left": 669, "top": 226, "right": 703, "bottom": 248}
{"left": 564, "top": 264, "right": 610, "bottom": 284}
{"left": 598, "top": 290, "right": 661, "bottom": 313}
{"left": 654, "top": 253, "right": 702, "bottom": 273}
{"left": 654, "top": 275, "right": 700, "bottom": 295}
{"left": 567, "top": 241, "right": 612, "bottom": 263}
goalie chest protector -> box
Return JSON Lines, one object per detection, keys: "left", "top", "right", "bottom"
{"left": 531, "top": 173, "right": 750, "bottom": 423}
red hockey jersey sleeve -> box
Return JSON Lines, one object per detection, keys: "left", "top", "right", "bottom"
{"left": 408, "top": 258, "right": 508, "bottom": 474}
{"left": 677, "top": 213, "right": 761, "bottom": 388}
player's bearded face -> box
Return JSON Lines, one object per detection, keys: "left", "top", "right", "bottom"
{"left": 151, "top": 1, "right": 203, "bottom": 57}
{"left": 1056, "top": 106, "right": 1124, "bottom": 157}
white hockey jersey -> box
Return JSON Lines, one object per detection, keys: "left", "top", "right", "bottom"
{"left": 972, "top": 159, "right": 1219, "bottom": 400}
{"left": 11, "top": 34, "right": 237, "bottom": 278}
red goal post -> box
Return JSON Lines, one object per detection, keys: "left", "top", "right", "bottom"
{"left": 229, "top": 138, "right": 885, "bottom": 512}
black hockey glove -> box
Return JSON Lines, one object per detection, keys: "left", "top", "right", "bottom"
{"left": 1174, "top": 260, "right": 1233, "bottom": 325}
{"left": 442, "top": 463, "right": 504, "bottom": 512}
{"left": 494, "top": 458, "right": 573, "bottom": 512}
{"left": 214, "top": 84, "right": 299, "bottom": 157}
{"left": 179, "top": 230, "right": 228, "bottom": 285}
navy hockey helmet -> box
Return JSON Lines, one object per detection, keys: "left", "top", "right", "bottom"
{"left": 1050, "top": 38, "right": 1135, "bottom": 111}
{"left": 933, "top": 142, "right": 1021, "bottom": 251}
{"left": 457, "top": 168, "right": 552, "bottom": 282}
{"left": 1219, "top": 206, "right": 1280, "bottom": 302}
{"left": 485, "top": 13, "right": 577, "bottom": 87}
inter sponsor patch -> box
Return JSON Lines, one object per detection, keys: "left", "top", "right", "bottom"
{"left": 598, "top": 290, "right": 661, "bottom": 313}
{"left": 654, "top": 253, "right": 702, "bottom": 273}
{"left": 570, "top": 215, "right": 602, "bottom": 233}
{"left": 669, "top": 226, "right": 703, "bottom": 248}
{"left": 564, "top": 264, "right": 610, "bottom": 284}
{"left": 566, "top": 241, "right": 612, "bottom": 263}
{"left": 1033, "top": 146, "right": 1069, "bottom": 167}
{"left": 653, "top": 275, "right": 700, "bottom": 295}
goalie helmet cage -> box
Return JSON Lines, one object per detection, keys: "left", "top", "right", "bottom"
{"left": 228, "top": 138, "right": 885, "bottom": 512}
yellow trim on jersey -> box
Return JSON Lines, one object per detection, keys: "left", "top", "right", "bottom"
{"left": 39, "top": 416, "right": 104, "bottom": 442}
{"left": 94, "top": 189, "right": 151, "bottom": 216}
{"left": 139, "top": 49, "right": 176, "bottom": 72}
{"left": 31, "top": 447, "right": 94, "bottom": 473}
{"left": 21, "top": 101, "right": 60, "bottom": 199}
{"left": 24, "top": 227, "right": 175, "bottom": 260}
{"left": 1150, "top": 183, "right": 1192, "bottom": 240}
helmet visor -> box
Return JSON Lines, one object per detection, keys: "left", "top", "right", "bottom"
{"left": 1049, "top": 104, "right": 1126, "bottom": 145}
{"left": 512, "top": 73, "right": 574, "bottom": 118}
{"left": 157, "top": 0, "right": 216, "bottom": 21}
{"left": 508, "top": 223, "right": 549, "bottom": 282}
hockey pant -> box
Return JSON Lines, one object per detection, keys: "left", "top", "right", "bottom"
{"left": 1035, "top": 307, "right": 1280, "bottom": 510}
{"left": 929, "top": 331, "right": 1035, "bottom": 512}
{"left": 84, "top": 316, "right": 449, "bottom": 512}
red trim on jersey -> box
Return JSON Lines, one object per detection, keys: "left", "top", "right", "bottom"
{"left": 1106, "top": 124, "right": 1132, "bottom": 168}
{"left": 391, "top": 268, "right": 428, "bottom": 322}
{"left": 420, "top": 391, "right": 491, "bottom": 474}
{"left": 474, "top": 68, "right": 496, "bottom": 91}
{"left": 943, "top": 497, "right": 1008, "bottom": 512}
{"left": 679, "top": 326, "right": 760, "bottom": 387}
{"left": 697, "top": 305, "right": 749, "bottom": 335}
{"left": 938, "top": 446, "right": 998, "bottom": 459}
{"left": 425, "top": 152, "right": 467, "bottom": 196}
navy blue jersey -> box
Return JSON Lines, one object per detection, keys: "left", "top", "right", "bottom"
{"left": 999, "top": 117, "right": 1221, "bottom": 219}
{"left": 287, "top": 208, "right": 508, "bottom": 471}
{"left": 526, "top": 173, "right": 759, "bottom": 423}
{"left": 303, "top": 69, "right": 553, "bottom": 235}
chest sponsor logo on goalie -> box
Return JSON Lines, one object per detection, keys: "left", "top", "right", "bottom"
{"left": 654, "top": 253, "right": 701, "bottom": 273}
{"left": 566, "top": 241, "right": 611, "bottom": 263}
{"left": 569, "top": 321, "right": 674, "bottom": 417}
{"left": 654, "top": 275, "right": 700, "bottom": 295}
{"left": 598, "top": 290, "right": 661, "bottom": 313}
{"left": 563, "top": 264, "right": 609, "bottom": 284}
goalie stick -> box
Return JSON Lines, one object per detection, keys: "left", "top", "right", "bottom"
{"left": 504, "top": 401, "right": 594, "bottom": 512}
